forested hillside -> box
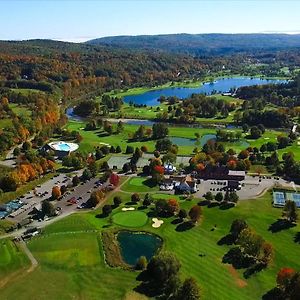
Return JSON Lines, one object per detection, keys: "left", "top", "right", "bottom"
{"left": 88, "top": 33, "right": 300, "bottom": 55}
{"left": 0, "top": 39, "right": 205, "bottom": 96}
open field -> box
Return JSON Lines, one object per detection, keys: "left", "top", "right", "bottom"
{"left": 1, "top": 188, "right": 299, "bottom": 299}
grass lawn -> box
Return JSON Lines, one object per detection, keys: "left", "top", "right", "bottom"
{"left": 1, "top": 190, "right": 299, "bottom": 299}
{"left": 8, "top": 104, "right": 31, "bottom": 117}
{"left": 120, "top": 177, "right": 159, "bottom": 193}
{"left": 29, "top": 233, "right": 101, "bottom": 268}
{"left": 112, "top": 211, "right": 149, "bottom": 227}
{"left": 0, "top": 239, "right": 30, "bottom": 281}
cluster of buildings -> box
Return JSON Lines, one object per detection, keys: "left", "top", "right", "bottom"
{"left": 160, "top": 164, "right": 246, "bottom": 194}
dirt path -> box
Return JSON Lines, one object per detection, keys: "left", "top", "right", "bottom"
{"left": 0, "top": 241, "right": 38, "bottom": 289}
{"left": 19, "top": 240, "right": 38, "bottom": 272}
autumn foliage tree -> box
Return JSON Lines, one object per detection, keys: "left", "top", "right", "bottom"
{"left": 167, "top": 198, "right": 180, "bottom": 215}
{"left": 109, "top": 173, "right": 120, "bottom": 186}
{"left": 277, "top": 268, "right": 296, "bottom": 288}
{"left": 51, "top": 186, "right": 61, "bottom": 200}
{"left": 189, "top": 205, "right": 202, "bottom": 224}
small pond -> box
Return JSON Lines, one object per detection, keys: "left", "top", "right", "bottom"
{"left": 117, "top": 231, "right": 162, "bottom": 266}
{"left": 170, "top": 134, "right": 217, "bottom": 147}
{"left": 170, "top": 134, "right": 250, "bottom": 148}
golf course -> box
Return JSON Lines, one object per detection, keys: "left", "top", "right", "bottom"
{"left": 0, "top": 180, "right": 299, "bottom": 300}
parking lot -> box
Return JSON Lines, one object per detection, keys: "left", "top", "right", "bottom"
{"left": 4, "top": 170, "right": 105, "bottom": 225}
{"left": 196, "top": 175, "right": 300, "bottom": 200}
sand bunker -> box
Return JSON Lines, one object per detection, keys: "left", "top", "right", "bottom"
{"left": 152, "top": 218, "right": 164, "bottom": 228}
{"left": 121, "top": 207, "right": 135, "bottom": 211}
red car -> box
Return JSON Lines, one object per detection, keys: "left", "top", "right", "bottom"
{"left": 67, "top": 197, "right": 77, "bottom": 204}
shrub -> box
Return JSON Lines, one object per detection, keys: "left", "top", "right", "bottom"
{"left": 136, "top": 256, "right": 148, "bottom": 270}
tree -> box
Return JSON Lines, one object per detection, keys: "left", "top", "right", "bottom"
{"left": 82, "top": 168, "right": 93, "bottom": 181}
{"left": 276, "top": 267, "right": 296, "bottom": 288}
{"left": 116, "top": 145, "right": 122, "bottom": 153}
{"left": 41, "top": 200, "right": 56, "bottom": 216}
{"left": 282, "top": 200, "right": 298, "bottom": 223}
{"left": 189, "top": 205, "right": 202, "bottom": 223}
{"left": 0, "top": 175, "right": 18, "bottom": 192}
{"left": 51, "top": 186, "right": 61, "bottom": 200}
{"left": 113, "top": 196, "right": 122, "bottom": 206}
{"left": 204, "top": 191, "right": 213, "bottom": 202}
{"left": 72, "top": 175, "right": 80, "bottom": 186}
{"left": 260, "top": 242, "right": 274, "bottom": 266}
{"left": 147, "top": 251, "right": 181, "bottom": 291}
{"left": 109, "top": 173, "right": 120, "bottom": 186}
{"left": 230, "top": 219, "right": 248, "bottom": 241}
{"left": 229, "top": 191, "right": 239, "bottom": 203}
{"left": 13, "top": 147, "right": 21, "bottom": 157}
{"left": 89, "top": 190, "right": 105, "bottom": 207}
{"left": 143, "top": 193, "right": 152, "bottom": 206}
{"left": 136, "top": 256, "right": 147, "bottom": 270}
{"left": 95, "top": 148, "right": 104, "bottom": 160}
{"left": 155, "top": 138, "right": 172, "bottom": 152}
{"left": 215, "top": 192, "right": 223, "bottom": 202}
{"left": 126, "top": 146, "right": 134, "bottom": 154}
{"left": 250, "top": 126, "right": 262, "bottom": 139}
{"left": 177, "top": 277, "right": 201, "bottom": 300}
{"left": 237, "top": 228, "right": 264, "bottom": 258}
{"left": 242, "top": 123, "right": 249, "bottom": 133}
{"left": 178, "top": 208, "right": 187, "bottom": 220}
{"left": 60, "top": 185, "right": 67, "bottom": 195}
{"left": 102, "top": 204, "right": 112, "bottom": 216}
{"left": 22, "top": 141, "right": 32, "bottom": 152}
{"left": 167, "top": 198, "right": 180, "bottom": 215}
{"left": 131, "top": 193, "right": 140, "bottom": 203}
{"left": 152, "top": 123, "right": 169, "bottom": 139}
{"left": 122, "top": 163, "right": 131, "bottom": 173}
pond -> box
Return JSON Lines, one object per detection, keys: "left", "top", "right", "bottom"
{"left": 117, "top": 231, "right": 162, "bottom": 266}
{"left": 123, "top": 77, "right": 287, "bottom": 106}
{"left": 170, "top": 134, "right": 250, "bottom": 148}
{"left": 170, "top": 134, "right": 217, "bottom": 147}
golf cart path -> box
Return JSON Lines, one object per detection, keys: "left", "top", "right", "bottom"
{"left": 19, "top": 240, "right": 38, "bottom": 272}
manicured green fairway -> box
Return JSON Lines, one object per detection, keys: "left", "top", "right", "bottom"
{"left": 0, "top": 239, "right": 29, "bottom": 281}
{"left": 66, "top": 119, "right": 299, "bottom": 158}
{"left": 120, "top": 177, "right": 159, "bottom": 193}
{"left": 29, "top": 233, "right": 101, "bottom": 268}
{"left": 112, "top": 211, "right": 148, "bottom": 227}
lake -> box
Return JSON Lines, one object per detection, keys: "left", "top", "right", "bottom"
{"left": 117, "top": 231, "right": 162, "bottom": 266}
{"left": 123, "top": 77, "right": 286, "bottom": 106}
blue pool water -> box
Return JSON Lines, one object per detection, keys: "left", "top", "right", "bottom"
{"left": 57, "top": 143, "right": 71, "bottom": 151}
{"left": 123, "top": 77, "right": 287, "bottom": 106}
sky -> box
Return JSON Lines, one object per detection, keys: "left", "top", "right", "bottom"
{"left": 0, "top": 0, "right": 300, "bottom": 42}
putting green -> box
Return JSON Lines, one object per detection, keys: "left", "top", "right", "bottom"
{"left": 112, "top": 211, "right": 148, "bottom": 227}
